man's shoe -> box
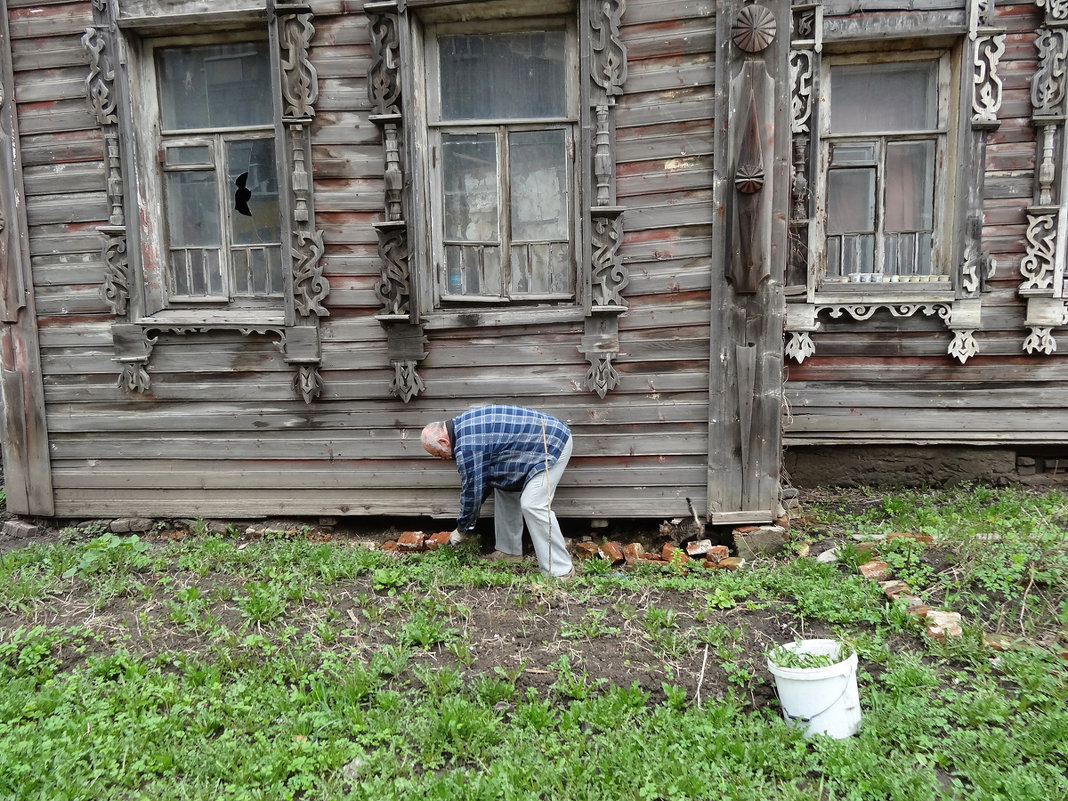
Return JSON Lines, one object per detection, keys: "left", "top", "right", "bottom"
{"left": 485, "top": 550, "right": 525, "bottom": 562}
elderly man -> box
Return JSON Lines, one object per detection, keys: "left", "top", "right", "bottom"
{"left": 421, "top": 404, "right": 574, "bottom": 578}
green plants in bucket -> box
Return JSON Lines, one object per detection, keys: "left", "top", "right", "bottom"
{"left": 766, "top": 638, "right": 861, "bottom": 739}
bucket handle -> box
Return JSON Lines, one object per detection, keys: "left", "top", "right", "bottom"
{"left": 774, "top": 677, "right": 852, "bottom": 724}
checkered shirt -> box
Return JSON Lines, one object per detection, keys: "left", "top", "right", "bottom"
{"left": 451, "top": 405, "right": 571, "bottom": 533}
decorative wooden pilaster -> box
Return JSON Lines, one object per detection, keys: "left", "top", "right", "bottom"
{"left": 276, "top": 5, "right": 328, "bottom": 402}
{"left": 708, "top": 1, "right": 789, "bottom": 522}
{"left": 367, "top": 1, "right": 427, "bottom": 403}
{"left": 1022, "top": 1, "right": 1068, "bottom": 354}
{"left": 581, "top": 0, "right": 628, "bottom": 398}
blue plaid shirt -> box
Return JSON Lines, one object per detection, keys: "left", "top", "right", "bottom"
{"left": 450, "top": 405, "right": 571, "bottom": 533}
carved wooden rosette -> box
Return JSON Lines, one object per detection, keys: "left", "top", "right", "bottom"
{"left": 1021, "top": 2, "right": 1068, "bottom": 354}
{"left": 367, "top": 1, "right": 427, "bottom": 404}
{"left": 581, "top": 0, "right": 629, "bottom": 397}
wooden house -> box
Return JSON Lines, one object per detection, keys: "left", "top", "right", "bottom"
{"left": 0, "top": 0, "right": 1064, "bottom": 526}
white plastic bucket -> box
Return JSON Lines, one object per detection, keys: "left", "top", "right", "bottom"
{"left": 766, "top": 639, "right": 861, "bottom": 739}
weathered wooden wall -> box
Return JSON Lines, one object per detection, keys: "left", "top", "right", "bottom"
{"left": 14, "top": 0, "right": 720, "bottom": 520}
{"left": 784, "top": 0, "right": 1068, "bottom": 448}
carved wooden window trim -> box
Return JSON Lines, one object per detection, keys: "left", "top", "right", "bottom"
{"left": 366, "top": 0, "right": 628, "bottom": 402}
{"left": 1021, "top": 0, "right": 1068, "bottom": 355}
{"left": 785, "top": 0, "right": 1003, "bottom": 366}
{"left": 84, "top": 1, "right": 328, "bottom": 403}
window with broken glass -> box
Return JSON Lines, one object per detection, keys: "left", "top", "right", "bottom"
{"left": 816, "top": 52, "right": 952, "bottom": 292}
{"left": 424, "top": 20, "right": 579, "bottom": 306}
{"left": 142, "top": 36, "right": 283, "bottom": 310}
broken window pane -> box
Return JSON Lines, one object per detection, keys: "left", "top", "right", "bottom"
{"left": 442, "top": 134, "right": 499, "bottom": 243}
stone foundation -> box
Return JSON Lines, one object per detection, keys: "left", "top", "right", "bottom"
{"left": 785, "top": 445, "right": 1068, "bottom": 489}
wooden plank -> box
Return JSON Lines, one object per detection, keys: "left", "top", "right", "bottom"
{"left": 0, "top": 2, "right": 54, "bottom": 514}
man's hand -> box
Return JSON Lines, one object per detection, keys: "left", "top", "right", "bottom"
{"left": 448, "top": 529, "right": 467, "bottom": 546}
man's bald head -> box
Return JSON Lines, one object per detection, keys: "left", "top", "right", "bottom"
{"left": 421, "top": 422, "right": 452, "bottom": 458}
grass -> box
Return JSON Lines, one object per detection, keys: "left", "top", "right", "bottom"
{"left": 0, "top": 485, "right": 1065, "bottom": 800}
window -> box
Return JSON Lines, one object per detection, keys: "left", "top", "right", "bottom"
{"left": 817, "top": 53, "right": 951, "bottom": 290}
{"left": 149, "top": 39, "right": 282, "bottom": 307}
{"left": 424, "top": 20, "right": 579, "bottom": 306}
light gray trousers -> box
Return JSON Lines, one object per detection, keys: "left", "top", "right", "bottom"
{"left": 493, "top": 435, "right": 573, "bottom": 577}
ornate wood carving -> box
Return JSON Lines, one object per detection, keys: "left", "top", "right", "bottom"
{"left": 382, "top": 122, "right": 403, "bottom": 221}
{"left": 1020, "top": 213, "right": 1058, "bottom": 292}
{"left": 590, "top": 0, "right": 627, "bottom": 98}
{"left": 294, "top": 365, "right": 324, "bottom": 404}
{"left": 784, "top": 331, "right": 815, "bottom": 364}
{"left": 279, "top": 13, "right": 318, "bottom": 119}
{"left": 101, "top": 228, "right": 129, "bottom": 315}
{"left": 590, "top": 209, "right": 627, "bottom": 307}
{"left": 374, "top": 221, "right": 411, "bottom": 316}
{"left": 293, "top": 229, "right": 329, "bottom": 317}
{"left": 368, "top": 8, "right": 401, "bottom": 116}
{"left": 390, "top": 361, "right": 424, "bottom": 404}
{"left": 971, "top": 31, "right": 1005, "bottom": 127}
{"left": 728, "top": 61, "right": 773, "bottom": 294}
{"left": 1037, "top": 0, "right": 1068, "bottom": 22}
{"left": 1032, "top": 27, "right": 1068, "bottom": 114}
{"left": 732, "top": 4, "right": 776, "bottom": 53}
{"left": 585, "top": 353, "right": 619, "bottom": 399}
{"left": 82, "top": 27, "right": 117, "bottom": 126}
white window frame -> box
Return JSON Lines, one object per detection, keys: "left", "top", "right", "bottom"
{"left": 812, "top": 49, "right": 956, "bottom": 303}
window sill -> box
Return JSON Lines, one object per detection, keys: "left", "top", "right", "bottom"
{"left": 813, "top": 282, "right": 954, "bottom": 305}
{"left": 421, "top": 305, "right": 586, "bottom": 330}
{"left": 136, "top": 309, "right": 286, "bottom": 330}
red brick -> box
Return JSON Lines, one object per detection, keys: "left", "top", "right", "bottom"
{"left": 733, "top": 525, "right": 761, "bottom": 534}
{"left": 717, "top": 557, "right": 745, "bottom": 571}
{"left": 575, "top": 541, "right": 601, "bottom": 560}
{"left": 888, "top": 531, "right": 934, "bottom": 545}
{"left": 599, "top": 541, "right": 625, "bottom": 565}
{"left": 708, "top": 545, "right": 730, "bottom": 563}
{"left": 879, "top": 579, "right": 913, "bottom": 600}
{"left": 640, "top": 553, "right": 665, "bottom": 563}
{"left": 622, "top": 542, "right": 645, "bottom": 564}
{"left": 661, "top": 543, "right": 690, "bottom": 564}
{"left": 425, "top": 530, "right": 452, "bottom": 551}
{"left": 397, "top": 530, "right": 427, "bottom": 552}
{"left": 906, "top": 604, "right": 930, "bottom": 618}
{"left": 381, "top": 540, "right": 399, "bottom": 552}
{"left": 686, "top": 538, "right": 713, "bottom": 557}
{"left": 858, "top": 560, "right": 890, "bottom": 580}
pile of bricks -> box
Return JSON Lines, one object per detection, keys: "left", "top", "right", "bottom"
{"left": 573, "top": 538, "right": 745, "bottom": 571}
{"left": 380, "top": 530, "right": 453, "bottom": 553}
{"left": 828, "top": 531, "right": 965, "bottom": 640}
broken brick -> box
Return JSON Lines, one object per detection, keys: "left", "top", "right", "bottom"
{"left": 598, "top": 541, "right": 625, "bottom": 565}
{"left": 708, "top": 545, "right": 730, "bottom": 563}
{"left": 397, "top": 530, "right": 427, "bottom": 552}
{"left": 381, "top": 540, "right": 399, "bottom": 552}
{"left": 622, "top": 543, "right": 645, "bottom": 565}
{"left": 888, "top": 531, "right": 934, "bottom": 545}
{"left": 640, "top": 552, "right": 664, "bottom": 563}
{"left": 661, "top": 543, "right": 690, "bottom": 564}
{"left": 717, "top": 557, "right": 745, "bottom": 571}
{"left": 858, "top": 560, "right": 890, "bottom": 580}
{"left": 855, "top": 542, "right": 880, "bottom": 559}
{"left": 686, "top": 539, "right": 713, "bottom": 557}
{"left": 575, "top": 541, "right": 601, "bottom": 560}
{"left": 425, "top": 530, "right": 452, "bottom": 551}
{"left": 879, "top": 579, "right": 913, "bottom": 600}
{"left": 924, "top": 610, "right": 963, "bottom": 639}
{"left": 906, "top": 604, "right": 930, "bottom": 618}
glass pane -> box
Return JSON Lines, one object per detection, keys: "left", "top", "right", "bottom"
{"left": 439, "top": 31, "right": 566, "bottom": 120}
{"left": 164, "top": 144, "right": 212, "bottom": 167}
{"left": 830, "top": 142, "right": 875, "bottom": 166}
{"left": 827, "top": 168, "right": 875, "bottom": 234}
{"left": 442, "top": 134, "right": 499, "bottom": 243}
{"left": 510, "top": 129, "right": 568, "bottom": 241}
{"left": 830, "top": 61, "right": 937, "bottom": 134}
{"left": 157, "top": 41, "right": 273, "bottom": 130}
{"left": 164, "top": 170, "right": 220, "bottom": 248}
{"left": 885, "top": 140, "right": 934, "bottom": 232}
{"left": 227, "top": 139, "right": 281, "bottom": 246}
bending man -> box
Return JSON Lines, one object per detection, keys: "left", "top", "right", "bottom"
{"left": 421, "top": 404, "right": 574, "bottom": 578}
